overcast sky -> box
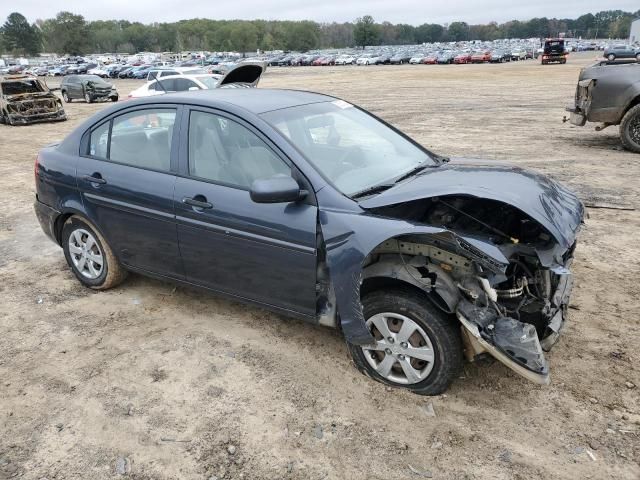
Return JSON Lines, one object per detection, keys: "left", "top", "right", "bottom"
{"left": 2, "top": 1, "right": 638, "bottom": 26}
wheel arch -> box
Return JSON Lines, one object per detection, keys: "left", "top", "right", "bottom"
{"left": 319, "top": 208, "right": 509, "bottom": 345}
{"left": 623, "top": 92, "right": 640, "bottom": 118}
{"left": 53, "top": 209, "right": 113, "bottom": 256}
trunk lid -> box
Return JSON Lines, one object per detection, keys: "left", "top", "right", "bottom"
{"left": 216, "top": 62, "right": 266, "bottom": 88}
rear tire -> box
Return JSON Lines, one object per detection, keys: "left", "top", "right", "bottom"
{"left": 62, "top": 91, "right": 71, "bottom": 103}
{"left": 62, "top": 216, "right": 128, "bottom": 290}
{"left": 620, "top": 104, "right": 640, "bottom": 153}
{"left": 608, "top": 54, "right": 616, "bottom": 61}
{"left": 347, "top": 289, "right": 463, "bottom": 395}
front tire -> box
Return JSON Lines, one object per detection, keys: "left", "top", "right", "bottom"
{"left": 62, "top": 91, "right": 71, "bottom": 103}
{"left": 347, "top": 289, "right": 463, "bottom": 395}
{"left": 84, "top": 91, "right": 92, "bottom": 103}
{"left": 62, "top": 216, "right": 128, "bottom": 290}
{"left": 608, "top": 54, "right": 616, "bottom": 62}
{"left": 620, "top": 104, "right": 640, "bottom": 153}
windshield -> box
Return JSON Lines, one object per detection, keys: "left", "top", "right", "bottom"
{"left": 261, "top": 101, "right": 436, "bottom": 196}
{"left": 79, "top": 75, "right": 102, "bottom": 82}
{"left": 1, "top": 80, "right": 46, "bottom": 95}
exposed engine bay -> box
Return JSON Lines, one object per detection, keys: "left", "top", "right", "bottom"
{"left": 360, "top": 195, "right": 576, "bottom": 384}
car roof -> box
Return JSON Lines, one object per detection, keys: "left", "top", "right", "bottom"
{"left": 137, "top": 88, "right": 335, "bottom": 114}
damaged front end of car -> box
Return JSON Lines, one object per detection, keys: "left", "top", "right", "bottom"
{"left": 319, "top": 159, "right": 584, "bottom": 385}
{"left": 3, "top": 92, "right": 67, "bottom": 125}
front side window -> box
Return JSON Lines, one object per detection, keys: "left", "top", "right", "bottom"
{"left": 261, "top": 101, "right": 435, "bottom": 196}
{"left": 174, "top": 78, "right": 198, "bottom": 91}
{"left": 108, "top": 108, "right": 176, "bottom": 171}
{"left": 188, "top": 110, "right": 290, "bottom": 189}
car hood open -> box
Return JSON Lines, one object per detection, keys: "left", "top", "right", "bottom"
{"left": 217, "top": 61, "right": 266, "bottom": 88}
{"left": 358, "top": 158, "right": 584, "bottom": 249}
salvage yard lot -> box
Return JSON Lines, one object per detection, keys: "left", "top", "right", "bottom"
{"left": 1, "top": 52, "right": 639, "bottom": 479}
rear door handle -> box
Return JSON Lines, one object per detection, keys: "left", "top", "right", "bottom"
{"left": 83, "top": 174, "right": 106, "bottom": 185}
{"left": 182, "top": 196, "right": 213, "bottom": 209}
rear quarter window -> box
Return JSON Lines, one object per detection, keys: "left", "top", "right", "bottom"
{"left": 89, "top": 122, "right": 110, "bottom": 159}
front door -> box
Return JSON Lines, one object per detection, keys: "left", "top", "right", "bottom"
{"left": 174, "top": 108, "right": 317, "bottom": 316}
{"left": 77, "top": 106, "right": 184, "bottom": 279}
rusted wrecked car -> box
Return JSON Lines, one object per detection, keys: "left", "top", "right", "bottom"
{"left": 0, "top": 74, "right": 66, "bottom": 125}
{"left": 34, "top": 90, "right": 584, "bottom": 395}
{"left": 566, "top": 60, "right": 640, "bottom": 152}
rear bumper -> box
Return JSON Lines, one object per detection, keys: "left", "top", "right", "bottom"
{"left": 565, "top": 106, "right": 587, "bottom": 126}
{"left": 34, "top": 197, "right": 60, "bottom": 245}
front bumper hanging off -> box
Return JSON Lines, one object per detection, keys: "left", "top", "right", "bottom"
{"left": 457, "top": 272, "right": 573, "bottom": 386}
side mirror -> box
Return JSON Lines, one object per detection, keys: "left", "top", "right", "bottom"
{"left": 250, "top": 176, "right": 306, "bottom": 204}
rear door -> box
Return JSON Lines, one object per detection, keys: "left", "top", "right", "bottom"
{"left": 174, "top": 107, "right": 318, "bottom": 315}
{"left": 77, "top": 105, "right": 184, "bottom": 279}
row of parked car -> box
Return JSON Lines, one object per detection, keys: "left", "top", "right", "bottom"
{"left": 0, "top": 59, "right": 227, "bottom": 80}
{"left": 265, "top": 48, "right": 535, "bottom": 66}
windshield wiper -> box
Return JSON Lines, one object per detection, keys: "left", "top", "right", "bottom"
{"left": 351, "top": 160, "right": 443, "bottom": 200}
{"left": 351, "top": 183, "right": 395, "bottom": 199}
{"left": 391, "top": 161, "right": 439, "bottom": 185}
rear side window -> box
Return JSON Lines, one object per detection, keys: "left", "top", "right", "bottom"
{"left": 86, "top": 108, "right": 176, "bottom": 171}
{"left": 89, "top": 122, "right": 109, "bottom": 159}
{"left": 152, "top": 79, "right": 175, "bottom": 92}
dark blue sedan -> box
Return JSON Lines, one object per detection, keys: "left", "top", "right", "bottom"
{"left": 34, "top": 88, "right": 584, "bottom": 394}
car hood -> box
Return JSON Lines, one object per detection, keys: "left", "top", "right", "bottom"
{"left": 216, "top": 61, "right": 266, "bottom": 88}
{"left": 358, "top": 158, "right": 584, "bottom": 249}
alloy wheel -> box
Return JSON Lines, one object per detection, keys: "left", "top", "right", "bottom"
{"left": 361, "top": 312, "right": 435, "bottom": 385}
{"left": 68, "top": 228, "right": 104, "bottom": 279}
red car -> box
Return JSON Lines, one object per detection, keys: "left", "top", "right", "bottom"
{"left": 454, "top": 53, "right": 472, "bottom": 64}
{"left": 471, "top": 51, "right": 491, "bottom": 63}
{"left": 312, "top": 57, "right": 325, "bottom": 66}
{"left": 422, "top": 55, "right": 438, "bottom": 65}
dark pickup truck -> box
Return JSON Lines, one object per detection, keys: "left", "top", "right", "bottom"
{"left": 567, "top": 60, "right": 640, "bottom": 152}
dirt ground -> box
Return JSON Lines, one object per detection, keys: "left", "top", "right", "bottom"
{"left": 1, "top": 52, "right": 639, "bottom": 480}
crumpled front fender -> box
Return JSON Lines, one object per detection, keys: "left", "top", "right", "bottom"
{"left": 319, "top": 209, "right": 509, "bottom": 344}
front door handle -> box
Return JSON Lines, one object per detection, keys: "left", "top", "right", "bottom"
{"left": 83, "top": 173, "right": 106, "bottom": 185}
{"left": 182, "top": 196, "right": 213, "bottom": 210}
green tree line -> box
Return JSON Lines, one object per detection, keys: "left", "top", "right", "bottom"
{"left": 0, "top": 9, "right": 638, "bottom": 56}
